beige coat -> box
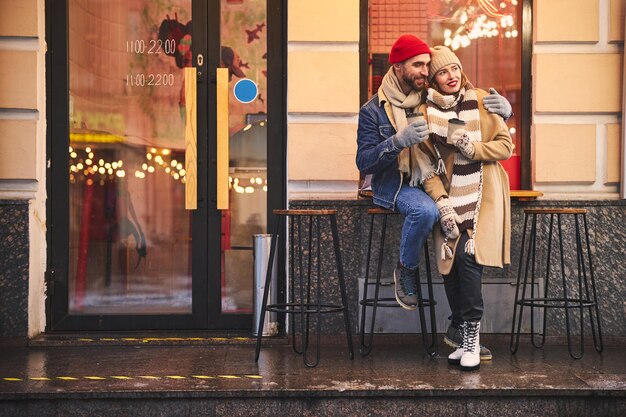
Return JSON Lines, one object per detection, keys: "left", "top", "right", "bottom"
{"left": 418, "top": 88, "right": 513, "bottom": 275}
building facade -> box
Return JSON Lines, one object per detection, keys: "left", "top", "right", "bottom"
{"left": 0, "top": 0, "right": 624, "bottom": 339}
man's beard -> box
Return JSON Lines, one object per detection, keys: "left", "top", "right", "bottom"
{"left": 402, "top": 74, "right": 426, "bottom": 92}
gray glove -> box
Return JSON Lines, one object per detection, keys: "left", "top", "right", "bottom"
{"left": 392, "top": 119, "right": 429, "bottom": 150}
{"left": 483, "top": 88, "right": 512, "bottom": 119}
{"left": 436, "top": 198, "right": 461, "bottom": 240}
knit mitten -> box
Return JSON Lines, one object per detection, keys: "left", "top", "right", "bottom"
{"left": 451, "top": 129, "right": 475, "bottom": 158}
{"left": 436, "top": 198, "right": 461, "bottom": 240}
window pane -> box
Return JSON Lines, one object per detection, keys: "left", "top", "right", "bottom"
{"left": 220, "top": 0, "right": 268, "bottom": 314}
{"left": 68, "top": 0, "right": 193, "bottom": 314}
{"left": 369, "top": 0, "right": 522, "bottom": 188}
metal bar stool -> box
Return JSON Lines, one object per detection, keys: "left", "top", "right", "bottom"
{"left": 359, "top": 208, "right": 438, "bottom": 357}
{"left": 510, "top": 208, "right": 603, "bottom": 359}
{"left": 254, "top": 209, "right": 354, "bottom": 367}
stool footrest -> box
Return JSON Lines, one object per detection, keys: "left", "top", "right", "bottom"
{"left": 359, "top": 297, "right": 436, "bottom": 308}
{"left": 516, "top": 297, "right": 597, "bottom": 309}
{"left": 266, "top": 302, "right": 345, "bottom": 314}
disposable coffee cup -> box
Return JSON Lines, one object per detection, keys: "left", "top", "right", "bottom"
{"left": 406, "top": 111, "right": 424, "bottom": 124}
{"left": 447, "top": 118, "right": 466, "bottom": 144}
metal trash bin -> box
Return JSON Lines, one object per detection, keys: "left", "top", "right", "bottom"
{"left": 252, "top": 234, "right": 278, "bottom": 337}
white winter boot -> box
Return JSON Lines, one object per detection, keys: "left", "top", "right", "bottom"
{"left": 447, "top": 322, "right": 465, "bottom": 365}
{"left": 460, "top": 321, "right": 480, "bottom": 371}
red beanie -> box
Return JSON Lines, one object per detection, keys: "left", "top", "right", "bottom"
{"left": 388, "top": 35, "right": 431, "bottom": 64}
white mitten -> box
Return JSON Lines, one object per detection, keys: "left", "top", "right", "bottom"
{"left": 436, "top": 198, "right": 461, "bottom": 240}
{"left": 451, "top": 128, "right": 475, "bottom": 158}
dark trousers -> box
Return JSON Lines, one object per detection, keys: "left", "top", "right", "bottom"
{"left": 443, "top": 233, "right": 484, "bottom": 326}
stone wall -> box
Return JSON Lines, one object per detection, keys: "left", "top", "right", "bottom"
{"left": 288, "top": 199, "right": 626, "bottom": 337}
{"left": 0, "top": 201, "right": 29, "bottom": 337}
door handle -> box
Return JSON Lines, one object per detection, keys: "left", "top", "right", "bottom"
{"left": 216, "top": 68, "right": 229, "bottom": 210}
{"left": 184, "top": 67, "right": 197, "bottom": 210}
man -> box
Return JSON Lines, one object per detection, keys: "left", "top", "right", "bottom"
{"left": 355, "top": 34, "right": 512, "bottom": 361}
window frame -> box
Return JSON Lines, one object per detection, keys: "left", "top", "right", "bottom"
{"left": 359, "top": 0, "right": 532, "bottom": 190}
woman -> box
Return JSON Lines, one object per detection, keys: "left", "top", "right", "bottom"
{"left": 415, "top": 46, "right": 513, "bottom": 371}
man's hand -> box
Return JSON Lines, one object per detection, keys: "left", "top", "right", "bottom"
{"left": 392, "top": 119, "right": 429, "bottom": 149}
{"left": 483, "top": 88, "right": 512, "bottom": 119}
{"left": 436, "top": 198, "right": 461, "bottom": 240}
{"left": 450, "top": 128, "right": 475, "bottom": 158}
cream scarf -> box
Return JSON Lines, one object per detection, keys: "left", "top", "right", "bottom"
{"left": 426, "top": 85, "right": 483, "bottom": 258}
{"left": 380, "top": 68, "right": 437, "bottom": 185}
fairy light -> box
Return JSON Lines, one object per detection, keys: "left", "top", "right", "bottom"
{"left": 442, "top": 0, "right": 518, "bottom": 51}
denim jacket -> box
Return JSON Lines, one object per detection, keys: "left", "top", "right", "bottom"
{"left": 356, "top": 92, "right": 404, "bottom": 210}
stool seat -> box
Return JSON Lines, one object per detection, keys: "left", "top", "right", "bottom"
{"left": 359, "top": 207, "right": 438, "bottom": 357}
{"left": 510, "top": 208, "right": 603, "bottom": 359}
{"left": 273, "top": 209, "right": 337, "bottom": 215}
{"left": 255, "top": 209, "right": 354, "bottom": 367}
{"left": 366, "top": 207, "right": 397, "bottom": 215}
{"left": 523, "top": 208, "right": 588, "bottom": 215}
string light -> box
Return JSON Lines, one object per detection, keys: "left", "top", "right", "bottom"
{"left": 442, "top": 0, "right": 518, "bottom": 51}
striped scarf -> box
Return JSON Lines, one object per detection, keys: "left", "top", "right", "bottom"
{"left": 426, "top": 85, "right": 483, "bottom": 257}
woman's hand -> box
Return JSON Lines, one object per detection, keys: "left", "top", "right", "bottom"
{"left": 450, "top": 129, "right": 475, "bottom": 158}
{"left": 436, "top": 197, "right": 461, "bottom": 240}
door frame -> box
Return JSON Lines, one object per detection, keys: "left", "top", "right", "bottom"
{"left": 44, "top": 0, "right": 286, "bottom": 331}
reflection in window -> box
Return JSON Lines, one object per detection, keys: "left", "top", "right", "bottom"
{"left": 221, "top": 0, "right": 268, "bottom": 314}
{"left": 368, "top": 0, "right": 522, "bottom": 188}
{"left": 68, "top": 0, "right": 192, "bottom": 314}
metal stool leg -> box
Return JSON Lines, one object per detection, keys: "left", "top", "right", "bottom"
{"left": 292, "top": 216, "right": 306, "bottom": 355}
{"left": 511, "top": 212, "right": 532, "bottom": 354}
{"left": 582, "top": 214, "right": 603, "bottom": 352}
{"left": 255, "top": 217, "right": 282, "bottom": 362}
{"left": 302, "top": 215, "right": 323, "bottom": 367}
{"left": 557, "top": 214, "right": 583, "bottom": 359}
{"left": 359, "top": 213, "right": 387, "bottom": 356}
{"left": 330, "top": 214, "right": 354, "bottom": 360}
{"left": 422, "top": 241, "right": 438, "bottom": 356}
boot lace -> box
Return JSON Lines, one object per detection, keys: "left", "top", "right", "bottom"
{"left": 464, "top": 322, "right": 479, "bottom": 353}
{"left": 400, "top": 267, "right": 417, "bottom": 296}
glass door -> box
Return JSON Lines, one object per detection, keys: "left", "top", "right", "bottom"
{"left": 212, "top": 0, "right": 269, "bottom": 327}
{"left": 47, "top": 0, "right": 281, "bottom": 331}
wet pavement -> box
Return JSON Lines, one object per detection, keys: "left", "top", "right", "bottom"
{"left": 0, "top": 335, "right": 624, "bottom": 416}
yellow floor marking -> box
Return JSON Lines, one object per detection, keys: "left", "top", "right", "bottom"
{"left": 5, "top": 374, "right": 262, "bottom": 382}
{"left": 70, "top": 336, "right": 254, "bottom": 343}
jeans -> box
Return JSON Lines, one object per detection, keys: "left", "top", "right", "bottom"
{"left": 394, "top": 183, "right": 439, "bottom": 270}
{"left": 443, "top": 233, "right": 484, "bottom": 325}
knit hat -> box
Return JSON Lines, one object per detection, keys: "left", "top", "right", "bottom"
{"left": 389, "top": 35, "right": 431, "bottom": 64}
{"left": 428, "top": 46, "right": 462, "bottom": 81}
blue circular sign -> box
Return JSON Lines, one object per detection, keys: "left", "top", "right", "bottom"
{"left": 233, "top": 79, "right": 258, "bottom": 104}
